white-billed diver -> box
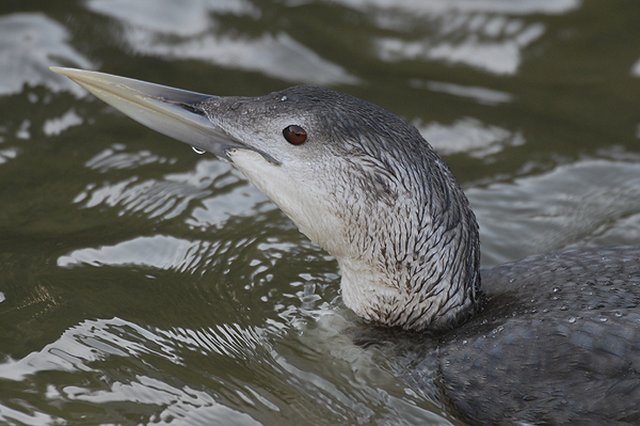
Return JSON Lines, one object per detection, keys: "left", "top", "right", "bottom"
{"left": 50, "top": 67, "right": 640, "bottom": 425}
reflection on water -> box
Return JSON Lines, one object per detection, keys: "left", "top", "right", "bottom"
{"left": 1, "top": 0, "right": 640, "bottom": 424}
{"left": 86, "top": 0, "right": 254, "bottom": 36}
{"left": 331, "top": 0, "right": 580, "bottom": 14}
{"left": 632, "top": 58, "right": 640, "bottom": 78}
{"left": 0, "top": 148, "right": 18, "bottom": 165}
{"left": 57, "top": 235, "right": 214, "bottom": 271}
{"left": 0, "top": 13, "right": 91, "bottom": 96}
{"left": 86, "top": 0, "right": 359, "bottom": 85}
{"left": 42, "top": 109, "right": 83, "bottom": 137}
{"left": 1, "top": 317, "right": 270, "bottom": 424}
{"left": 417, "top": 116, "right": 525, "bottom": 157}
{"left": 412, "top": 80, "right": 514, "bottom": 106}
{"left": 470, "top": 160, "right": 640, "bottom": 265}
{"left": 342, "top": 0, "right": 579, "bottom": 74}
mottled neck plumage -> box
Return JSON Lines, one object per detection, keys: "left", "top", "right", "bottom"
{"left": 322, "top": 116, "right": 483, "bottom": 332}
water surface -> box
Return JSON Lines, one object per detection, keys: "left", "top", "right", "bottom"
{"left": 1, "top": 1, "right": 640, "bottom": 424}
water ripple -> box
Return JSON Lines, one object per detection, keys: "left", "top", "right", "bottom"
{"left": 332, "top": 0, "right": 579, "bottom": 75}
{"left": 416, "top": 116, "right": 525, "bottom": 158}
{"left": 329, "top": 0, "right": 580, "bottom": 15}
{"left": 0, "top": 13, "right": 92, "bottom": 96}
{"left": 85, "top": 0, "right": 358, "bottom": 85}
{"left": 57, "top": 235, "right": 210, "bottom": 273}
{"left": 0, "top": 148, "right": 18, "bottom": 166}
{"left": 0, "top": 317, "right": 273, "bottom": 424}
{"left": 87, "top": 0, "right": 256, "bottom": 36}
{"left": 75, "top": 155, "right": 263, "bottom": 225}
{"left": 42, "top": 109, "right": 83, "bottom": 137}
{"left": 158, "top": 323, "right": 267, "bottom": 359}
{"left": 77, "top": 177, "right": 211, "bottom": 220}
{"left": 375, "top": 20, "right": 544, "bottom": 75}
{"left": 84, "top": 144, "right": 172, "bottom": 172}
{"left": 0, "top": 318, "right": 177, "bottom": 381}
{"left": 471, "top": 159, "right": 640, "bottom": 265}
{"left": 411, "top": 79, "right": 514, "bottom": 106}
{"left": 64, "top": 376, "right": 262, "bottom": 425}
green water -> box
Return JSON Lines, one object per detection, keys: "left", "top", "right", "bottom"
{"left": 1, "top": 1, "right": 639, "bottom": 424}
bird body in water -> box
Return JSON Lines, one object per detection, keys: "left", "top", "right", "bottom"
{"left": 51, "top": 67, "right": 640, "bottom": 425}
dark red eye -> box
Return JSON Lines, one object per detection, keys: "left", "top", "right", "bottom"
{"left": 283, "top": 125, "right": 307, "bottom": 145}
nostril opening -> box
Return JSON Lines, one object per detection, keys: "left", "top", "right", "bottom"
{"left": 179, "top": 102, "right": 206, "bottom": 116}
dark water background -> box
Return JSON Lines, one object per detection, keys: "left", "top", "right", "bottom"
{"left": 1, "top": 0, "right": 640, "bottom": 424}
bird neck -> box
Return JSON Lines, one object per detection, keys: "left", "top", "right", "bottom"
{"left": 334, "top": 157, "right": 482, "bottom": 332}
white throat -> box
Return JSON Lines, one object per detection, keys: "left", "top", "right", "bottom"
{"left": 228, "top": 146, "right": 481, "bottom": 332}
